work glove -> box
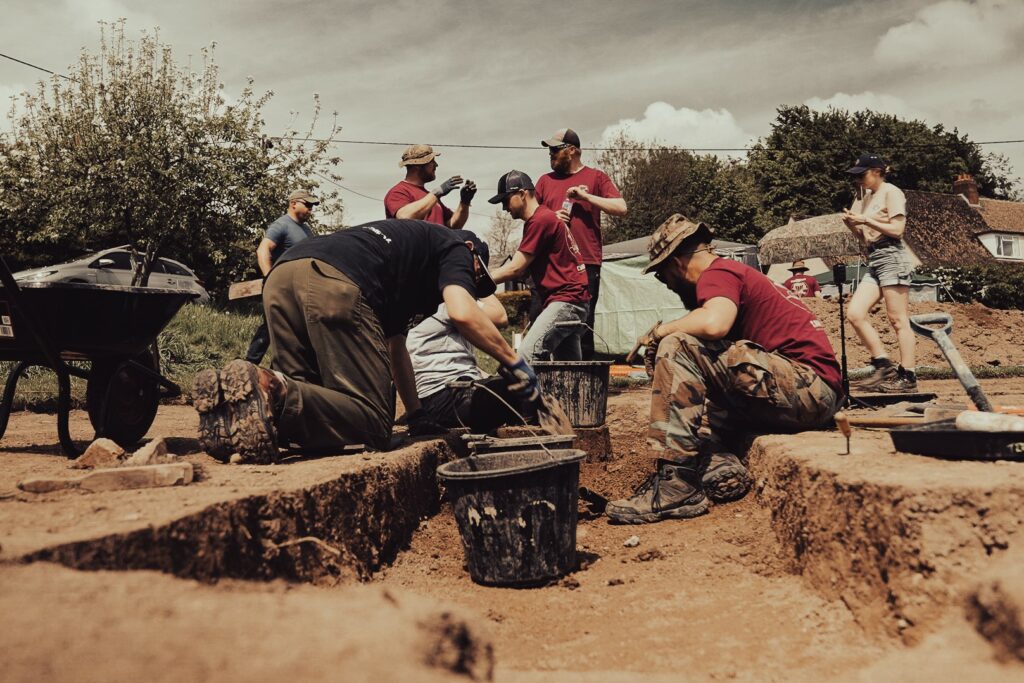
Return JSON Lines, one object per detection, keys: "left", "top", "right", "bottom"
{"left": 459, "top": 180, "right": 477, "bottom": 205}
{"left": 433, "top": 176, "right": 462, "bottom": 198}
{"left": 406, "top": 407, "right": 447, "bottom": 437}
{"left": 499, "top": 355, "right": 540, "bottom": 404}
{"left": 641, "top": 332, "right": 661, "bottom": 379}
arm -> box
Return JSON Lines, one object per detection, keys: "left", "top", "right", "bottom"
{"left": 256, "top": 238, "right": 277, "bottom": 276}
{"left": 568, "top": 185, "right": 628, "bottom": 217}
{"left": 396, "top": 193, "right": 442, "bottom": 221}
{"left": 448, "top": 202, "right": 470, "bottom": 229}
{"left": 843, "top": 207, "right": 906, "bottom": 239}
{"left": 444, "top": 285, "right": 517, "bottom": 366}
{"left": 479, "top": 295, "right": 509, "bottom": 327}
{"left": 489, "top": 250, "right": 534, "bottom": 284}
{"left": 653, "top": 297, "right": 738, "bottom": 341}
{"left": 387, "top": 335, "right": 421, "bottom": 412}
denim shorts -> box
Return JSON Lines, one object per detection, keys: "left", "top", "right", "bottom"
{"left": 862, "top": 242, "right": 913, "bottom": 288}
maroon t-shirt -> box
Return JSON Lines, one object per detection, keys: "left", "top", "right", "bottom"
{"left": 518, "top": 205, "right": 590, "bottom": 307}
{"left": 697, "top": 259, "right": 842, "bottom": 394}
{"left": 535, "top": 166, "right": 621, "bottom": 265}
{"left": 384, "top": 181, "right": 453, "bottom": 226}
{"left": 783, "top": 274, "right": 822, "bottom": 298}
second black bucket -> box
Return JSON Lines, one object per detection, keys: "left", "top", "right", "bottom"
{"left": 531, "top": 361, "right": 613, "bottom": 427}
{"left": 437, "top": 449, "right": 586, "bottom": 587}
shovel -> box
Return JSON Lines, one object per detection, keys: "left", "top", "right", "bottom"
{"left": 909, "top": 312, "right": 993, "bottom": 412}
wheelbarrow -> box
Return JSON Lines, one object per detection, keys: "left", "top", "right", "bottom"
{"left": 0, "top": 255, "right": 198, "bottom": 457}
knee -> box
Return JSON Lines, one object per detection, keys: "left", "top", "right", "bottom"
{"left": 846, "top": 306, "right": 867, "bottom": 325}
{"left": 887, "top": 310, "right": 909, "bottom": 330}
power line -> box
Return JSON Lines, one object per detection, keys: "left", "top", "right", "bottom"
{"left": 312, "top": 171, "right": 495, "bottom": 221}
{"left": 0, "top": 51, "right": 74, "bottom": 81}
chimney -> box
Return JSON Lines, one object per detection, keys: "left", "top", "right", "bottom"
{"left": 953, "top": 174, "right": 980, "bottom": 206}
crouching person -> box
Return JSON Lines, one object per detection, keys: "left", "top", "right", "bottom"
{"left": 193, "top": 219, "right": 541, "bottom": 463}
{"left": 606, "top": 215, "right": 843, "bottom": 524}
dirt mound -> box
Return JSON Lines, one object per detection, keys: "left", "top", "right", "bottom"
{"left": 802, "top": 299, "right": 1024, "bottom": 369}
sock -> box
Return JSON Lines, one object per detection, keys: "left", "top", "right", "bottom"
{"left": 871, "top": 357, "right": 894, "bottom": 369}
{"left": 900, "top": 366, "right": 917, "bottom": 379}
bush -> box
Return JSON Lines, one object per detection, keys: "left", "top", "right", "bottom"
{"left": 496, "top": 290, "right": 532, "bottom": 327}
{"left": 921, "top": 263, "right": 1024, "bottom": 309}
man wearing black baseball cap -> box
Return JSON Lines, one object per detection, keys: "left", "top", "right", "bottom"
{"left": 488, "top": 170, "right": 591, "bottom": 361}
{"left": 534, "top": 128, "right": 627, "bottom": 358}
{"left": 194, "top": 219, "right": 541, "bottom": 463}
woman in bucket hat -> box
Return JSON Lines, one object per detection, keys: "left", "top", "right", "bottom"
{"left": 842, "top": 153, "right": 917, "bottom": 393}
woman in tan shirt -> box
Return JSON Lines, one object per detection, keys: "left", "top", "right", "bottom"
{"left": 842, "top": 153, "right": 917, "bottom": 393}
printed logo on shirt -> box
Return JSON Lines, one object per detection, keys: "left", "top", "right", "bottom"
{"left": 364, "top": 226, "right": 393, "bottom": 244}
{"left": 562, "top": 222, "right": 584, "bottom": 263}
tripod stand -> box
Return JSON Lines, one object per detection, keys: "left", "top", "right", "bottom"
{"left": 833, "top": 263, "right": 871, "bottom": 409}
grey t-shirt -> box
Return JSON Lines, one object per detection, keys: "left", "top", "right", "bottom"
{"left": 406, "top": 303, "right": 484, "bottom": 399}
{"left": 266, "top": 214, "right": 314, "bottom": 263}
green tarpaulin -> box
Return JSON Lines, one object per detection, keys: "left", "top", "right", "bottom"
{"left": 593, "top": 255, "right": 687, "bottom": 356}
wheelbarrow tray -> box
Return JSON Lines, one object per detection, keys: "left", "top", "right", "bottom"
{"left": 0, "top": 281, "right": 198, "bottom": 361}
{"left": 889, "top": 418, "right": 1024, "bottom": 462}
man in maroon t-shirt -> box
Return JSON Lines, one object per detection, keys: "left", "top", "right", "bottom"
{"left": 535, "top": 128, "right": 627, "bottom": 358}
{"left": 782, "top": 259, "right": 823, "bottom": 298}
{"left": 384, "top": 144, "right": 476, "bottom": 228}
{"left": 606, "top": 215, "right": 842, "bottom": 525}
{"left": 488, "top": 170, "right": 591, "bottom": 362}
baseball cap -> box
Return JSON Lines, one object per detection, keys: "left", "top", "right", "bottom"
{"left": 642, "top": 214, "right": 713, "bottom": 274}
{"left": 788, "top": 259, "right": 809, "bottom": 272}
{"left": 450, "top": 229, "right": 490, "bottom": 268}
{"left": 488, "top": 170, "right": 535, "bottom": 204}
{"left": 541, "top": 128, "right": 581, "bottom": 149}
{"left": 845, "top": 153, "right": 886, "bottom": 175}
{"left": 399, "top": 144, "right": 440, "bottom": 167}
{"left": 287, "top": 189, "right": 320, "bottom": 205}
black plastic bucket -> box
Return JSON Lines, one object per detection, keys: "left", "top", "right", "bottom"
{"left": 531, "top": 361, "right": 613, "bottom": 427}
{"left": 437, "top": 449, "right": 586, "bottom": 586}
{"left": 462, "top": 433, "right": 576, "bottom": 454}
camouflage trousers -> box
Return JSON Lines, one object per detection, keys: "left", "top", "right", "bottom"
{"left": 649, "top": 333, "right": 840, "bottom": 463}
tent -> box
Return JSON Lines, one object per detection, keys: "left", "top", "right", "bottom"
{"left": 594, "top": 237, "right": 758, "bottom": 356}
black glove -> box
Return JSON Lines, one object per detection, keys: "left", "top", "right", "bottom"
{"left": 460, "top": 180, "right": 477, "bottom": 205}
{"left": 406, "top": 407, "right": 447, "bottom": 437}
{"left": 433, "top": 176, "right": 462, "bottom": 198}
{"left": 499, "top": 356, "right": 540, "bottom": 404}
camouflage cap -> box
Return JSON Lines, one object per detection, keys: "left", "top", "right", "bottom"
{"left": 642, "top": 214, "right": 712, "bottom": 274}
{"left": 399, "top": 144, "right": 440, "bottom": 167}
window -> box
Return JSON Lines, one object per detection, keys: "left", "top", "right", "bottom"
{"left": 159, "top": 259, "right": 191, "bottom": 276}
{"left": 89, "top": 251, "right": 132, "bottom": 270}
{"left": 996, "top": 235, "right": 1017, "bottom": 258}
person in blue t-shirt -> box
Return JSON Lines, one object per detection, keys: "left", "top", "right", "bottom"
{"left": 244, "top": 189, "right": 318, "bottom": 364}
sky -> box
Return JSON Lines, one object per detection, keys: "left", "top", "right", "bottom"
{"left": 2, "top": 0, "right": 1023, "bottom": 238}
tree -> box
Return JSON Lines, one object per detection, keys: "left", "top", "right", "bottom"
{"left": 746, "top": 105, "right": 1019, "bottom": 231}
{"left": 596, "top": 135, "right": 761, "bottom": 245}
{"left": 484, "top": 207, "right": 521, "bottom": 267}
{"left": 0, "top": 21, "right": 343, "bottom": 296}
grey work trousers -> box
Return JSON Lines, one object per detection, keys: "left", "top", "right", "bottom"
{"left": 263, "top": 258, "right": 393, "bottom": 451}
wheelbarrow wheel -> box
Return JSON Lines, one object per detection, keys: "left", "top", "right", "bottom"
{"left": 86, "top": 353, "right": 160, "bottom": 448}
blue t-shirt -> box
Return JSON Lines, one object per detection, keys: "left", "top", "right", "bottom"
{"left": 266, "top": 214, "right": 314, "bottom": 263}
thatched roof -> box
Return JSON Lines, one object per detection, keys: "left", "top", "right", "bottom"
{"left": 758, "top": 190, "right": 993, "bottom": 268}
{"left": 978, "top": 197, "right": 1024, "bottom": 235}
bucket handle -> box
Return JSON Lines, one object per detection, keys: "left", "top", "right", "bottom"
{"left": 551, "top": 320, "right": 612, "bottom": 355}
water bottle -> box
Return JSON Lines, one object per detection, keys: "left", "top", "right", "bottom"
{"left": 561, "top": 199, "right": 573, "bottom": 218}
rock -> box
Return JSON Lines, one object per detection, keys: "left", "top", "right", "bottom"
{"left": 122, "top": 438, "right": 174, "bottom": 466}
{"left": 608, "top": 578, "right": 624, "bottom": 586}
{"left": 635, "top": 549, "right": 665, "bottom": 562}
{"left": 19, "top": 463, "right": 194, "bottom": 494}
{"left": 624, "top": 535, "right": 641, "bottom": 548}
{"left": 71, "top": 438, "right": 126, "bottom": 469}
{"left": 229, "top": 453, "right": 244, "bottom": 464}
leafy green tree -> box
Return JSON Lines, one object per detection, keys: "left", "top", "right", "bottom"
{"left": 0, "top": 21, "right": 343, "bottom": 297}
{"left": 747, "top": 105, "right": 1019, "bottom": 231}
{"left": 597, "top": 134, "right": 761, "bottom": 244}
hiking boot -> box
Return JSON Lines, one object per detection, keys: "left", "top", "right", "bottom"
{"left": 701, "top": 452, "right": 753, "bottom": 503}
{"left": 606, "top": 460, "right": 709, "bottom": 524}
{"left": 876, "top": 366, "right": 918, "bottom": 394}
{"left": 194, "top": 360, "right": 285, "bottom": 464}
{"left": 851, "top": 359, "right": 897, "bottom": 392}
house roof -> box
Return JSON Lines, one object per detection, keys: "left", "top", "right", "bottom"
{"left": 759, "top": 190, "right": 993, "bottom": 268}
{"left": 977, "top": 197, "right": 1024, "bottom": 235}
{"left": 602, "top": 236, "right": 755, "bottom": 260}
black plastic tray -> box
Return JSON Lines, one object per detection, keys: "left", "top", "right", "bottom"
{"left": 888, "top": 418, "right": 1024, "bottom": 461}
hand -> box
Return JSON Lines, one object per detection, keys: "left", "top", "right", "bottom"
{"left": 434, "top": 176, "right": 464, "bottom": 198}
{"left": 842, "top": 208, "right": 865, "bottom": 225}
{"left": 566, "top": 185, "right": 589, "bottom": 201}
{"left": 459, "top": 180, "right": 477, "bottom": 205}
{"left": 406, "top": 407, "right": 447, "bottom": 437}
{"left": 641, "top": 331, "right": 661, "bottom": 379}
{"left": 499, "top": 355, "right": 540, "bottom": 403}
{"left": 555, "top": 208, "right": 571, "bottom": 223}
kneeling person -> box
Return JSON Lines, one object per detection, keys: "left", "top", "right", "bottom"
{"left": 488, "top": 170, "right": 591, "bottom": 361}
{"left": 194, "top": 219, "right": 540, "bottom": 463}
{"left": 606, "top": 215, "right": 843, "bottom": 524}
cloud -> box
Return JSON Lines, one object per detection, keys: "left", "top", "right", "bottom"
{"left": 599, "top": 102, "right": 753, "bottom": 153}
{"left": 804, "top": 91, "right": 931, "bottom": 122}
{"left": 874, "top": 0, "right": 1024, "bottom": 69}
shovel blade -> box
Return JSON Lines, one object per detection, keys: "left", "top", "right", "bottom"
{"left": 537, "top": 394, "right": 575, "bottom": 436}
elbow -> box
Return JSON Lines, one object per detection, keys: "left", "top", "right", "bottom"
{"left": 610, "top": 201, "right": 628, "bottom": 217}
{"left": 493, "top": 310, "right": 509, "bottom": 328}
{"left": 395, "top": 207, "right": 415, "bottom": 220}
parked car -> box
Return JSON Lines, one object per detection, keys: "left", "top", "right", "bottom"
{"left": 12, "top": 246, "right": 210, "bottom": 304}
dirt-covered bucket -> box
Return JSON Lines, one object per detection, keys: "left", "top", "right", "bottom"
{"left": 531, "top": 361, "right": 613, "bottom": 427}
{"left": 462, "top": 433, "right": 576, "bottom": 455}
{"left": 437, "top": 449, "right": 586, "bottom": 587}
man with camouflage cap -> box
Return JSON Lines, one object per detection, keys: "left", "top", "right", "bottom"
{"left": 606, "top": 215, "right": 843, "bottom": 524}
{"left": 384, "top": 144, "right": 475, "bottom": 228}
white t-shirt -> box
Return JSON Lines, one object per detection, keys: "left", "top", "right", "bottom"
{"left": 406, "top": 303, "right": 485, "bottom": 399}
{"left": 849, "top": 182, "right": 906, "bottom": 245}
